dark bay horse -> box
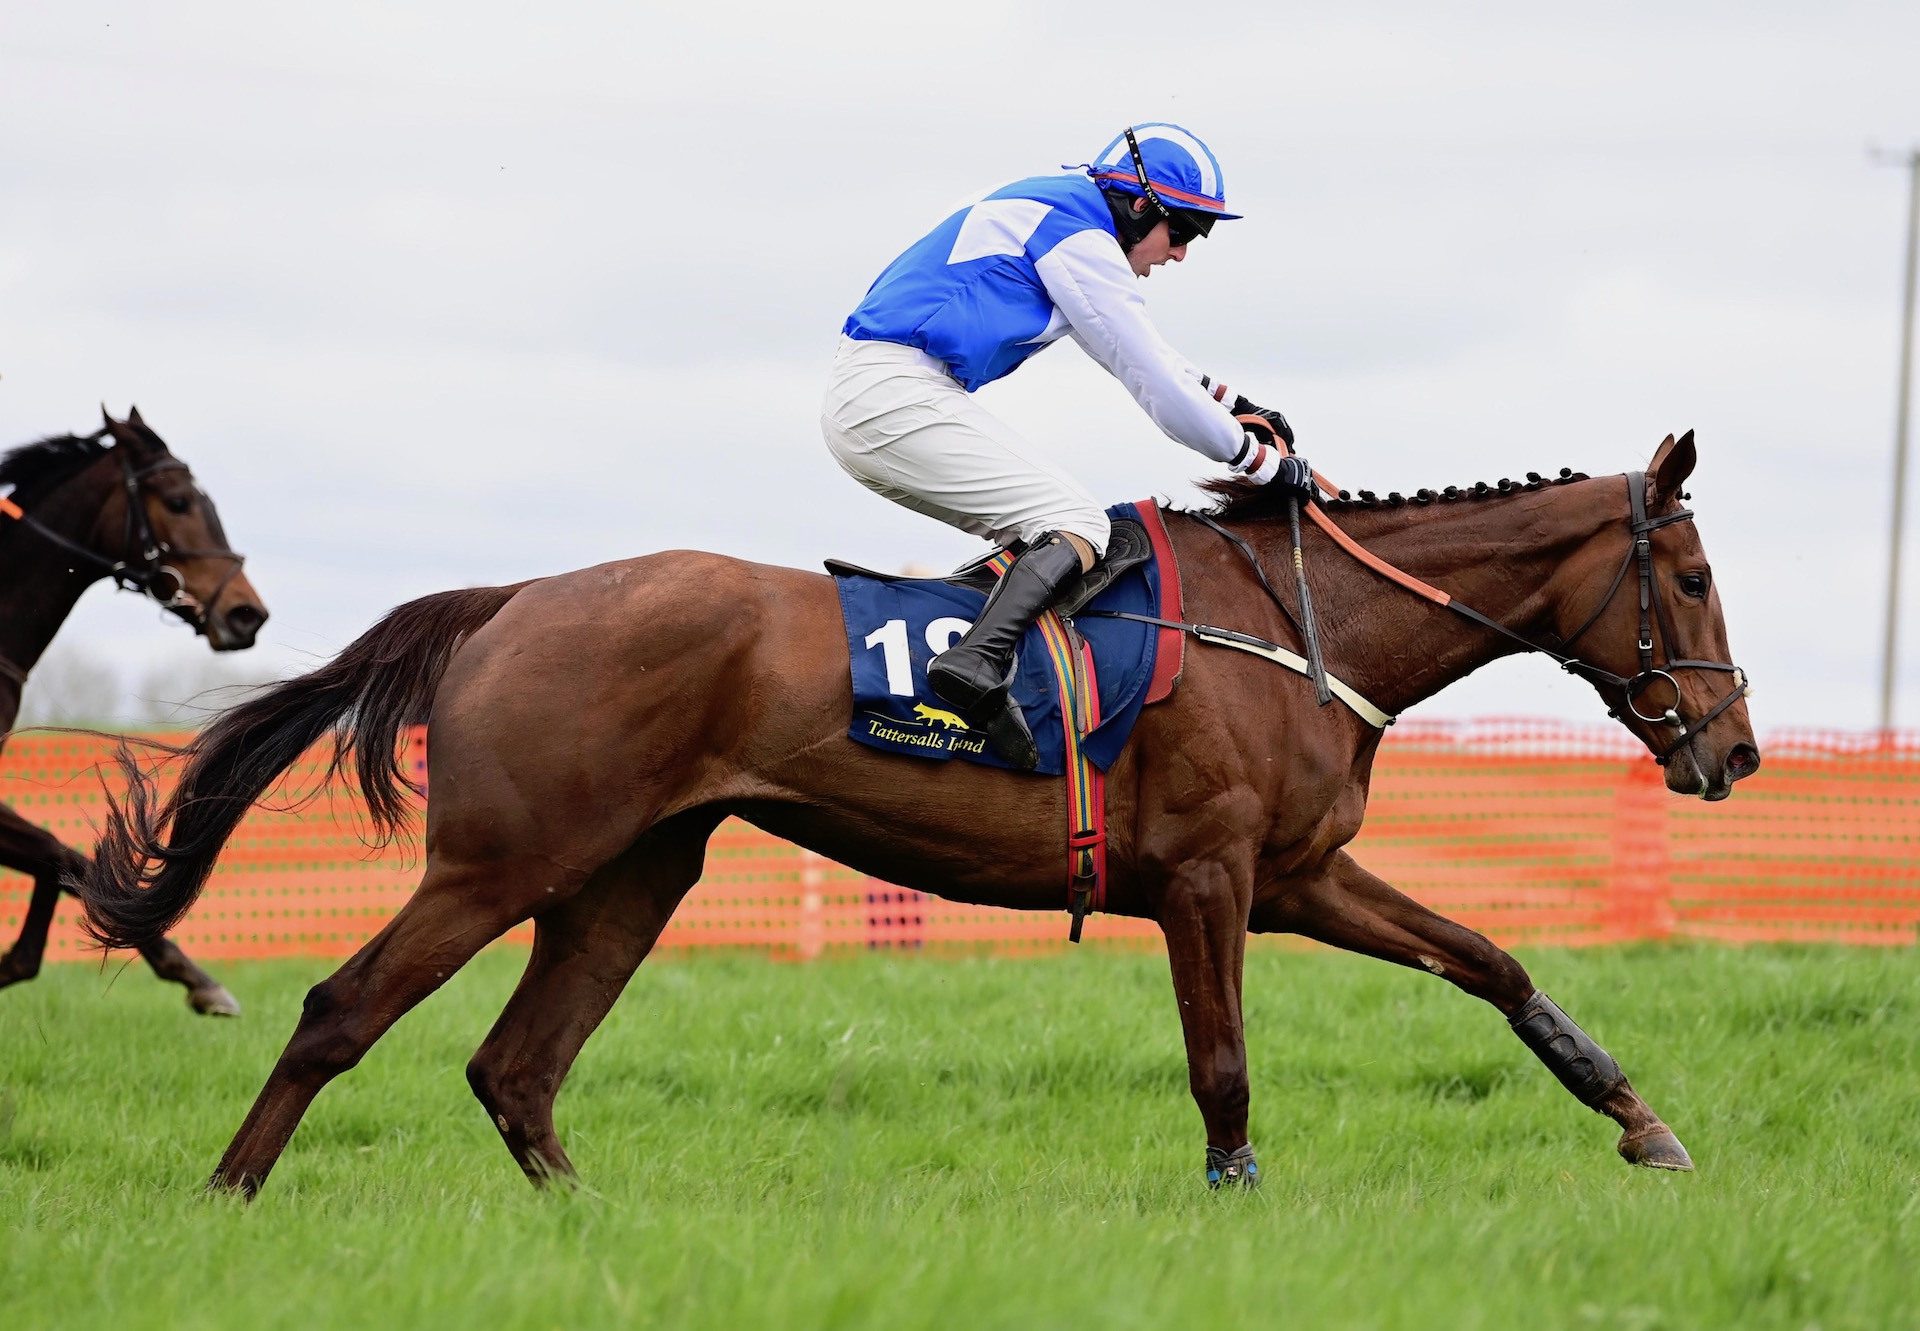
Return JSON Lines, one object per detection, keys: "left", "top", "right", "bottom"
{"left": 1, "top": 409, "right": 267, "bottom": 1013}
{"left": 75, "top": 431, "right": 1756, "bottom": 1195}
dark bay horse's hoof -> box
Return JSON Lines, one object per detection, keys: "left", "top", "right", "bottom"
{"left": 0, "top": 949, "right": 41, "bottom": 990}
{"left": 188, "top": 984, "right": 242, "bottom": 1017}
{"left": 1617, "top": 1124, "right": 1693, "bottom": 1171}
{"left": 1205, "top": 1143, "right": 1261, "bottom": 1190}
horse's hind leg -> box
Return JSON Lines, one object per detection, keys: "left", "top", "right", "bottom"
{"left": 467, "top": 811, "right": 720, "bottom": 1187}
{"left": 209, "top": 850, "right": 575, "bottom": 1197}
{"left": 1258, "top": 850, "right": 1691, "bottom": 1171}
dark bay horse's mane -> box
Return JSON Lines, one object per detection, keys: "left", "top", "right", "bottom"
{"left": 1201, "top": 465, "right": 1598, "bottom": 522}
{"left": 0, "top": 433, "right": 112, "bottom": 500}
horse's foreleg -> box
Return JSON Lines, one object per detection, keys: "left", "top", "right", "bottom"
{"left": 134, "top": 930, "right": 241, "bottom": 1016}
{"left": 0, "top": 805, "right": 82, "bottom": 990}
{"left": 0, "top": 802, "right": 237, "bottom": 1013}
{"left": 0, "top": 874, "right": 59, "bottom": 989}
{"left": 466, "top": 813, "right": 718, "bottom": 1187}
{"left": 209, "top": 852, "right": 566, "bottom": 1198}
{"left": 1257, "top": 850, "right": 1691, "bottom": 1171}
{"left": 1159, "top": 858, "right": 1259, "bottom": 1188}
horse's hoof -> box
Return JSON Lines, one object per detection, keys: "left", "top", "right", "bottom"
{"left": 0, "top": 951, "right": 40, "bottom": 990}
{"left": 206, "top": 1169, "right": 261, "bottom": 1201}
{"left": 1205, "top": 1143, "right": 1261, "bottom": 1190}
{"left": 188, "top": 984, "right": 242, "bottom": 1017}
{"left": 1617, "top": 1124, "right": 1693, "bottom": 1171}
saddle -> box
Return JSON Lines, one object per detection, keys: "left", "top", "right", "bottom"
{"left": 824, "top": 517, "right": 1154, "bottom": 624}
{"left": 827, "top": 504, "right": 1185, "bottom": 941}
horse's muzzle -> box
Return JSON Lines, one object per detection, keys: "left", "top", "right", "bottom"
{"left": 1670, "top": 738, "right": 1761, "bottom": 801}
{"left": 210, "top": 602, "right": 268, "bottom": 651}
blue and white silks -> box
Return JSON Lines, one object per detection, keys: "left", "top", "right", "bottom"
{"left": 840, "top": 171, "right": 1243, "bottom": 466}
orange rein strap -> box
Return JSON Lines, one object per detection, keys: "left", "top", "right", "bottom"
{"left": 1235, "top": 416, "right": 1455, "bottom": 608}
{"left": 1302, "top": 501, "right": 1453, "bottom": 606}
{"left": 0, "top": 494, "right": 22, "bottom": 521}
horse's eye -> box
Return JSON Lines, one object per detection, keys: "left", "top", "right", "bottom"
{"left": 1678, "top": 572, "right": 1709, "bottom": 600}
{"left": 163, "top": 494, "right": 193, "bottom": 515}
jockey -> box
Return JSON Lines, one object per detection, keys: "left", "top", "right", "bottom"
{"left": 822, "top": 122, "right": 1313, "bottom": 769}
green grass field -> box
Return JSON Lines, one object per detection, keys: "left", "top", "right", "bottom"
{"left": 3, "top": 943, "right": 1915, "bottom": 1330}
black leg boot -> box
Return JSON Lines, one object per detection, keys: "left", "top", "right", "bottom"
{"left": 927, "top": 533, "right": 1088, "bottom": 771}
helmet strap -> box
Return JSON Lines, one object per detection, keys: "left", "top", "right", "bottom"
{"left": 1123, "top": 126, "right": 1176, "bottom": 226}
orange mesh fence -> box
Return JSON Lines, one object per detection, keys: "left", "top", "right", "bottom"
{"left": 3, "top": 720, "right": 1916, "bottom": 964}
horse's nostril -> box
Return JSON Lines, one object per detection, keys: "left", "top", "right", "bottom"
{"left": 225, "top": 605, "right": 267, "bottom": 639}
{"left": 1726, "top": 742, "right": 1761, "bottom": 780}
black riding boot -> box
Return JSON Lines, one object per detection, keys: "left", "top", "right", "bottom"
{"left": 927, "top": 532, "right": 1088, "bottom": 771}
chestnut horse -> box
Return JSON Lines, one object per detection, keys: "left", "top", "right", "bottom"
{"left": 75, "top": 431, "right": 1756, "bottom": 1196}
{"left": 1, "top": 409, "right": 267, "bottom": 1013}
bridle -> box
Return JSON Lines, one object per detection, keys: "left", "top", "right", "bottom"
{"left": 1181, "top": 467, "right": 1751, "bottom": 768}
{"left": 1546, "top": 471, "right": 1750, "bottom": 764}
{"left": 0, "top": 431, "right": 248, "bottom": 634}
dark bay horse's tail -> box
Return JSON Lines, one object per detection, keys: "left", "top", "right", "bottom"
{"left": 72, "top": 582, "right": 533, "bottom": 951}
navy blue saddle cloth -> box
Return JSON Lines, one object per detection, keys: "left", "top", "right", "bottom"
{"left": 827, "top": 502, "right": 1168, "bottom": 776}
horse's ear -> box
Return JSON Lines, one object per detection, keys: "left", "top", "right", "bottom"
{"left": 101, "top": 403, "right": 117, "bottom": 430}
{"left": 1650, "top": 431, "right": 1696, "bottom": 502}
{"left": 127, "top": 404, "right": 145, "bottom": 427}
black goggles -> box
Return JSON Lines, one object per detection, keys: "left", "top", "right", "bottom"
{"left": 1123, "top": 125, "right": 1215, "bottom": 247}
{"left": 1165, "top": 208, "right": 1215, "bottom": 246}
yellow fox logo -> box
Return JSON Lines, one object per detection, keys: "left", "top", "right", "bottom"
{"left": 913, "top": 702, "right": 970, "bottom": 731}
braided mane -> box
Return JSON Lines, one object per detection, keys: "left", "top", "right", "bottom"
{"left": 1203, "top": 466, "right": 1593, "bottom": 521}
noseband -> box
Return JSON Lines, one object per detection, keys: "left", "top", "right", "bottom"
{"left": 0, "top": 432, "right": 248, "bottom": 634}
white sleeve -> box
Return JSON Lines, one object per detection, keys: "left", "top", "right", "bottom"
{"left": 1034, "top": 227, "right": 1245, "bottom": 463}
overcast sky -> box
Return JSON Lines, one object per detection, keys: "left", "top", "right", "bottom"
{"left": 4, "top": 1, "right": 1918, "bottom": 732}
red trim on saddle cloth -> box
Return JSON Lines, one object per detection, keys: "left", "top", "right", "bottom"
{"left": 1134, "top": 498, "right": 1184, "bottom": 703}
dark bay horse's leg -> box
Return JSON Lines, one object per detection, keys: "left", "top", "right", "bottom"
{"left": 134, "top": 933, "right": 241, "bottom": 1016}
{"left": 209, "top": 850, "right": 575, "bottom": 1197}
{"left": 0, "top": 803, "right": 237, "bottom": 1013}
{"left": 0, "top": 875, "right": 60, "bottom": 990}
{"left": 1256, "top": 850, "right": 1691, "bottom": 1171}
{"left": 1159, "top": 858, "right": 1260, "bottom": 1188}
{"left": 466, "top": 812, "right": 720, "bottom": 1186}
{"left": 0, "top": 804, "right": 80, "bottom": 989}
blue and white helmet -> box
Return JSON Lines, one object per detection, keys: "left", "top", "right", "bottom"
{"left": 1088, "top": 123, "right": 1241, "bottom": 221}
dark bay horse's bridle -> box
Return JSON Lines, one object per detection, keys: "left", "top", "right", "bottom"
{"left": 0, "top": 432, "right": 248, "bottom": 673}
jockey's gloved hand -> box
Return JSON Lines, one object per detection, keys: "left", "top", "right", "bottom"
{"left": 1275, "top": 455, "right": 1318, "bottom": 500}
{"left": 1230, "top": 395, "right": 1295, "bottom": 449}
{"left": 1230, "top": 428, "right": 1319, "bottom": 498}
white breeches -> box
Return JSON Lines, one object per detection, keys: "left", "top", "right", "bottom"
{"left": 819, "top": 336, "right": 1112, "bottom": 557}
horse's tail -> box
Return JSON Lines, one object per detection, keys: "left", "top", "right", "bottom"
{"left": 73, "top": 581, "right": 534, "bottom": 951}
